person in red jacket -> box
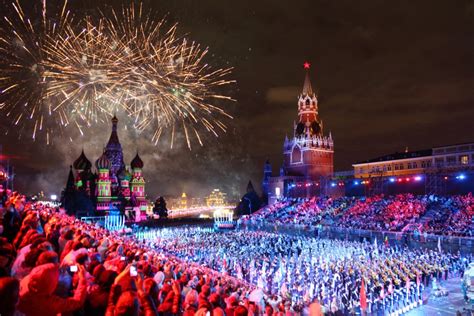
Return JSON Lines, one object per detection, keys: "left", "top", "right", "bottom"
{"left": 18, "top": 263, "right": 87, "bottom": 316}
{"left": 0, "top": 276, "right": 20, "bottom": 316}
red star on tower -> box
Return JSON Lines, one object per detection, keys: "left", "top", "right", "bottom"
{"left": 303, "top": 61, "right": 311, "bottom": 69}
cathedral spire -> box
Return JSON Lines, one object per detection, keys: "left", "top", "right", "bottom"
{"left": 105, "top": 115, "right": 125, "bottom": 177}
{"left": 107, "top": 115, "right": 120, "bottom": 145}
{"left": 302, "top": 62, "right": 313, "bottom": 96}
{"left": 112, "top": 114, "right": 118, "bottom": 131}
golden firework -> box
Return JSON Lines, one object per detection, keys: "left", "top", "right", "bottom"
{"left": 0, "top": 1, "right": 234, "bottom": 148}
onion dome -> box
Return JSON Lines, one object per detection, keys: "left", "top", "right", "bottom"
{"left": 95, "top": 152, "right": 111, "bottom": 170}
{"left": 73, "top": 150, "right": 92, "bottom": 170}
{"left": 131, "top": 153, "right": 144, "bottom": 169}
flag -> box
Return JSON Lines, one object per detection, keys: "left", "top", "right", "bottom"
{"left": 416, "top": 272, "right": 421, "bottom": 299}
{"left": 360, "top": 278, "right": 367, "bottom": 311}
{"left": 437, "top": 237, "right": 442, "bottom": 252}
{"left": 223, "top": 254, "right": 227, "bottom": 270}
{"left": 406, "top": 276, "right": 411, "bottom": 300}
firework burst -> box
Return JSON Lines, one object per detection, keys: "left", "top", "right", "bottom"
{"left": 100, "top": 3, "right": 235, "bottom": 148}
{"left": 41, "top": 18, "right": 129, "bottom": 129}
{"left": 0, "top": 0, "right": 73, "bottom": 143}
{"left": 0, "top": 1, "right": 234, "bottom": 148}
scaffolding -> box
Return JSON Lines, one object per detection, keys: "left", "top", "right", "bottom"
{"left": 367, "top": 171, "right": 385, "bottom": 196}
{"left": 320, "top": 176, "right": 329, "bottom": 197}
{"left": 424, "top": 170, "right": 447, "bottom": 196}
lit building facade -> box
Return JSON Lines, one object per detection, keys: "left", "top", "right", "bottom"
{"left": 95, "top": 152, "right": 112, "bottom": 210}
{"left": 206, "top": 189, "right": 227, "bottom": 207}
{"left": 353, "top": 142, "right": 474, "bottom": 179}
{"left": 180, "top": 192, "right": 188, "bottom": 209}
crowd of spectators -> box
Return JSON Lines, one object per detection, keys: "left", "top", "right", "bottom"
{"left": 338, "top": 194, "right": 427, "bottom": 231}
{"left": 0, "top": 190, "right": 263, "bottom": 316}
{"left": 0, "top": 186, "right": 472, "bottom": 315}
{"left": 422, "top": 194, "right": 474, "bottom": 237}
{"left": 248, "top": 194, "right": 473, "bottom": 237}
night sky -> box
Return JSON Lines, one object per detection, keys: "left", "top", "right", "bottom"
{"left": 1, "top": 0, "right": 473, "bottom": 200}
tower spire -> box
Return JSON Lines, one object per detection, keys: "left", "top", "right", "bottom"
{"left": 302, "top": 61, "right": 313, "bottom": 95}
{"left": 105, "top": 114, "right": 125, "bottom": 177}
{"left": 111, "top": 114, "right": 118, "bottom": 131}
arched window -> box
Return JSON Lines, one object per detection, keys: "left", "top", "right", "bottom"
{"left": 291, "top": 146, "right": 302, "bottom": 164}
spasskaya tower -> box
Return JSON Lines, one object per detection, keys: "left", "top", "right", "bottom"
{"left": 266, "top": 63, "right": 334, "bottom": 204}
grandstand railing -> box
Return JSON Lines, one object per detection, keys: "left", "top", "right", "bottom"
{"left": 241, "top": 221, "right": 474, "bottom": 255}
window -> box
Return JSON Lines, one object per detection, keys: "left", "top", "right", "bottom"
{"left": 291, "top": 146, "right": 302, "bottom": 164}
{"left": 460, "top": 155, "right": 469, "bottom": 165}
{"left": 387, "top": 165, "right": 392, "bottom": 171}
{"left": 399, "top": 164, "right": 404, "bottom": 170}
{"left": 421, "top": 161, "right": 426, "bottom": 168}
{"left": 446, "top": 156, "right": 456, "bottom": 165}
{"left": 305, "top": 99, "right": 310, "bottom": 106}
{"left": 412, "top": 162, "right": 418, "bottom": 168}
{"left": 395, "top": 165, "right": 399, "bottom": 170}
{"left": 407, "top": 163, "right": 412, "bottom": 169}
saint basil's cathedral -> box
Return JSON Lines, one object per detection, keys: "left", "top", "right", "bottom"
{"left": 62, "top": 115, "right": 147, "bottom": 219}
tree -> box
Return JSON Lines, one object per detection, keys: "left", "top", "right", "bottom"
{"left": 153, "top": 196, "right": 168, "bottom": 219}
{"left": 235, "top": 180, "right": 262, "bottom": 216}
{"left": 62, "top": 166, "right": 76, "bottom": 215}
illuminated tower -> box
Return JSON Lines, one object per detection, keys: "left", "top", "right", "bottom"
{"left": 95, "top": 152, "right": 112, "bottom": 212}
{"left": 180, "top": 192, "right": 188, "bottom": 209}
{"left": 104, "top": 115, "right": 125, "bottom": 192}
{"left": 267, "top": 63, "right": 334, "bottom": 204}
{"left": 283, "top": 63, "right": 334, "bottom": 178}
{"left": 118, "top": 168, "right": 132, "bottom": 201}
{"left": 130, "top": 153, "right": 147, "bottom": 218}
